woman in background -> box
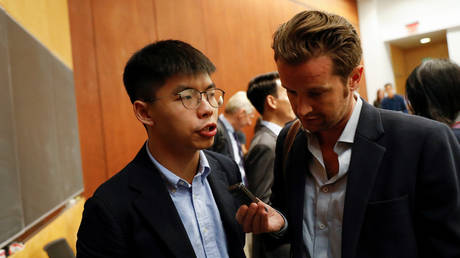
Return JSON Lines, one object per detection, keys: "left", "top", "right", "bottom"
{"left": 405, "top": 58, "right": 460, "bottom": 142}
{"left": 373, "top": 88, "right": 385, "bottom": 108}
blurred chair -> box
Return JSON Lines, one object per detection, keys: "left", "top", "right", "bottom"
{"left": 43, "top": 238, "right": 75, "bottom": 258}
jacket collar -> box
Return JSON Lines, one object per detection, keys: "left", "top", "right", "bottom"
{"left": 128, "top": 146, "right": 196, "bottom": 257}
{"left": 341, "top": 101, "right": 386, "bottom": 258}
{"left": 288, "top": 101, "right": 386, "bottom": 258}
{"left": 127, "top": 146, "right": 244, "bottom": 258}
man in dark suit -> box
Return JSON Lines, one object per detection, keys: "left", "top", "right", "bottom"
{"left": 210, "top": 91, "right": 255, "bottom": 185}
{"left": 245, "top": 72, "right": 295, "bottom": 204}
{"left": 245, "top": 71, "right": 295, "bottom": 258}
{"left": 236, "top": 10, "right": 460, "bottom": 258}
{"left": 77, "top": 40, "right": 246, "bottom": 258}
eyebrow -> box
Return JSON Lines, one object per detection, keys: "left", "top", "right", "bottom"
{"left": 282, "top": 84, "right": 330, "bottom": 92}
{"left": 173, "top": 83, "right": 216, "bottom": 94}
{"left": 308, "top": 86, "right": 329, "bottom": 91}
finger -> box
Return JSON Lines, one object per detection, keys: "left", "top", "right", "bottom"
{"left": 253, "top": 204, "right": 266, "bottom": 234}
{"left": 261, "top": 206, "right": 269, "bottom": 232}
{"left": 243, "top": 203, "right": 258, "bottom": 232}
{"left": 252, "top": 206, "right": 262, "bottom": 234}
{"left": 235, "top": 205, "right": 248, "bottom": 224}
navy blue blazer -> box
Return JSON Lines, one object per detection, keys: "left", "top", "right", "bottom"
{"left": 271, "top": 101, "right": 460, "bottom": 258}
{"left": 77, "top": 146, "right": 246, "bottom": 258}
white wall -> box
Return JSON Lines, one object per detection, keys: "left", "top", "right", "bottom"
{"left": 357, "top": 0, "right": 395, "bottom": 103}
{"left": 447, "top": 27, "right": 460, "bottom": 65}
{"left": 357, "top": 0, "right": 460, "bottom": 103}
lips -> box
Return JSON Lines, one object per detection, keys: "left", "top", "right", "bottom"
{"left": 198, "top": 123, "right": 217, "bottom": 137}
{"left": 304, "top": 116, "right": 320, "bottom": 121}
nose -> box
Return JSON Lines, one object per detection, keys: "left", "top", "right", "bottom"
{"left": 294, "top": 96, "right": 312, "bottom": 117}
{"left": 197, "top": 95, "right": 214, "bottom": 119}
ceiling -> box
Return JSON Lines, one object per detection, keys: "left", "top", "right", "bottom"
{"left": 387, "top": 30, "right": 447, "bottom": 49}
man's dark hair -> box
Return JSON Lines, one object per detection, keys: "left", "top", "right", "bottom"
{"left": 272, "top": 10, "right": 362, "bottom": 85}
{"left": 247, "top": 72, "right": 280, "bottom": 115}
{"left": 406, "top": 58, "right": 460, "bottom": 125}
{"left": 123, "top": 40, "right": 216, "bottom": 103}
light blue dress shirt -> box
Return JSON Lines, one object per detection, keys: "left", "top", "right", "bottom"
{"left": 146, "top": 145, "right": 229, "bottom": 258}
{"left": 302, "top": 96, "right": 363, "bottom": 258}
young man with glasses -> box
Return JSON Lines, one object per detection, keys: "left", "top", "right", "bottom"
{"left": 77, "top": 40, "right": 246, "bottom": 258}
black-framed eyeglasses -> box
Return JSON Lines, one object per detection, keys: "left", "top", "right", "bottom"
{"left": 149, "top": 88, "right": 225, "bottom": 110}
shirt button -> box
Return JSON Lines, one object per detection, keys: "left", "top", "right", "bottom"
{"left": 322, "top": 186, "right": 329, "bottom": 193}
{"left": 319, "top": 223, "right": 326, "bottom": 230}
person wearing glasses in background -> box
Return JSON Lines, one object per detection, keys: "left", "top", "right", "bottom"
{"left": 77, "top": 40, "right": 246, "bottom": 258}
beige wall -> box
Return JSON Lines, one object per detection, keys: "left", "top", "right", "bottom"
{"left": 0, "top": 0, "right": 73, "bottom": 68}
{"left": 390, "top": 40, "right": 449, "bottom": 94}
{"left": 11, "top": 199, "right": 83, "bottom": 258}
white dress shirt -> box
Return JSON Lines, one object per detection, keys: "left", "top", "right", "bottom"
{"left": 302, "top": 96, "right": 363, "bottom": 258}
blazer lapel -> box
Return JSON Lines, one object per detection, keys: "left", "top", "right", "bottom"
{"left": 128, "top": 147, "right": 196, "bottom": 257}
{"left": 206, "top": 154, "right": 245, "bottom": 258}
{"left": 341, "top": 102, "right": 386, "bottom": 258}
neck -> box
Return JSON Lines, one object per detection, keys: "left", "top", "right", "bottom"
{"left": 317, "top": 95, "right": 356, "bottom": 147}
{"left": 263, "top": 112, "right": 287, "bottom": 127}
{"left": 147, "top": 138, "right": 200, "bottom": 184}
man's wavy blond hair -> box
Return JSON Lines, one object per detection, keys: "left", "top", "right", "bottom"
{"left": 272, "top": 10, "right": 362, "bottom": 84}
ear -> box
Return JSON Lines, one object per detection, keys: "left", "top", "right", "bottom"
{"left": 349, "top": 65, "right": 364, "bottom": 91}
{"left": 266, "top": 94, "right": 277, "bottom": 110}
{"left": 133, "top": 100, "right": 155, "bottom": 127}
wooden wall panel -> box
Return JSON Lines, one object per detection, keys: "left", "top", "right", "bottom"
{"left": 201, "top": 0, "right": 304, "bottom": 141}
{"left": 154, "top": 0, "right": 206, "bottom": 50}
{"left": 91, "top": 0, "right": 157, "bottom": 176}
{"left": 68, "top": 0, "right": 107, "bottom": 197}
{"left": 404, "top": 41, "right": 449, "bottom": 76}
{"left": 390, "top": 44, "right": 407, "bottom": 95}
{"left": 69, "top": 0, "right": 363, "bottom": 194}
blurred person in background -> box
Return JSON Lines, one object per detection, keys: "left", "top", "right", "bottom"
{"left": 373, "top": 88, "right": 384, "bottom": 108}
{"left": 381, "top": 83, "right": 408, "bottom": 113}
{"left": 245, "top": 71, "right": 295, "bottom": 258}
{"left": 210, "top": 91, "right": 255, "bottom": 185}
{"left": 406, "top": 58, "right": 460, "bottom": 142}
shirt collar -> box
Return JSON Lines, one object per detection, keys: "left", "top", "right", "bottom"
{"left": 145, "top": 143, "right": 211, "bottom": 189}
{"left": 337, "top": 95, "right": 363, "bottom": 144}
{"left": 219, "top": 114, "right": 235, "bottom": 133}
{"left": 260, "top": 120, "right": 283, "bottom": 136}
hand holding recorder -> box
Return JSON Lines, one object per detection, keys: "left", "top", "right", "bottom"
{"left": 229, "top": 183, "right": 285, "bottom": 234}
